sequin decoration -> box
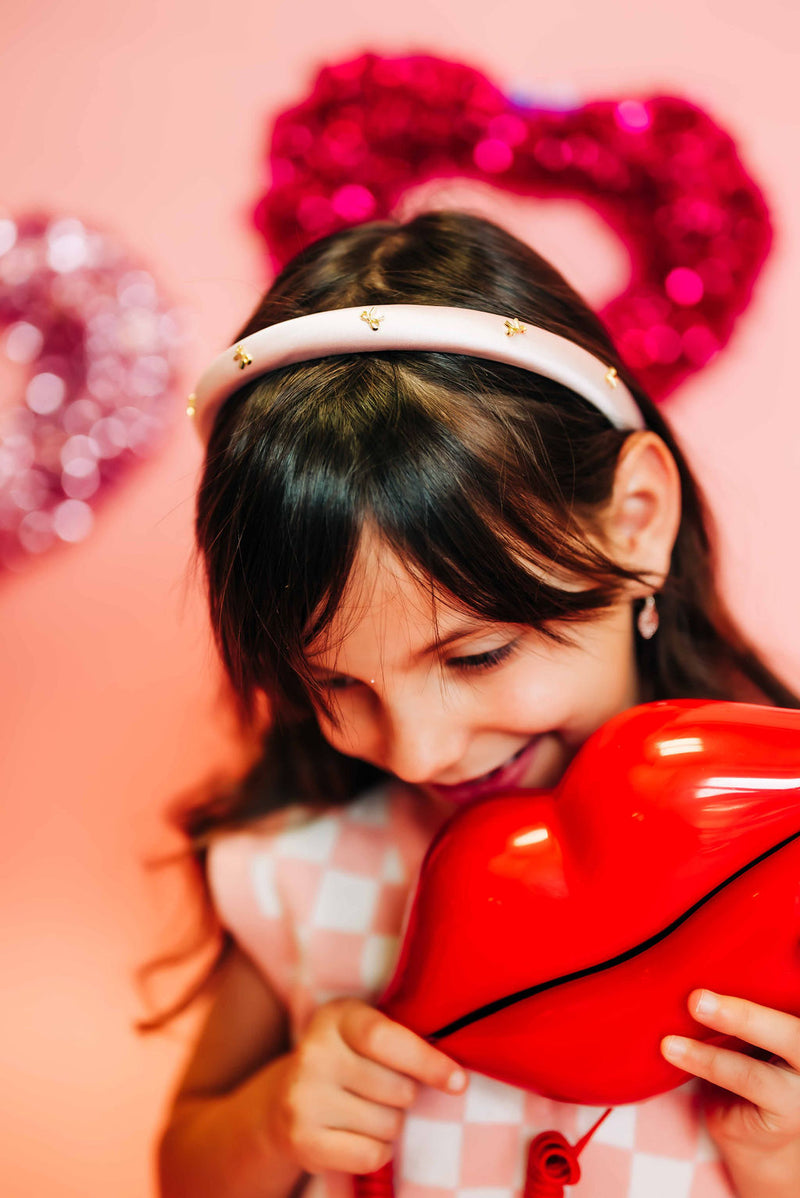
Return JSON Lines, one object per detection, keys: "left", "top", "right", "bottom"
{"left": 0, "top": 213, "right": 183, "bottom": 570}
{"left": 254, "top": 53, "right": 772, "bottom": 403}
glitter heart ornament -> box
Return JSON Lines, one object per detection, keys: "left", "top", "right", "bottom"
{"left": 0, "top": 212, "right": 183, "bottom": 570}
{"left": 256, "top": 52, "right": 772, "bottom": 403}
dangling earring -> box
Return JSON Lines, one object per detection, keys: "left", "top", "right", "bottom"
{"left": 637, "top": 594, "right": 659, "bottom": 640}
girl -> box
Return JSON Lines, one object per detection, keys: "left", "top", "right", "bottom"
{"left": 153, "top": 211, "right": 800, "bottom": 1198}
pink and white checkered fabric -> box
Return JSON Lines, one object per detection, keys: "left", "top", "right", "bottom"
{"left": 207, "top": 780, "right": 737, "bottom": 1198}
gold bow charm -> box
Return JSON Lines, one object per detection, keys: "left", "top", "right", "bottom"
{"left": 360, "top": 307, "right": 384, "bottom": 331}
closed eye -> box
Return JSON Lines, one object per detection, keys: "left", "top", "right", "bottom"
{"left": 448, "top": 640, "right": 519, "bottom": 673}
{"left": 317, "top": 639, "right": 520, "bottom": 691}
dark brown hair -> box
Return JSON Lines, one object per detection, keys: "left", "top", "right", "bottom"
{"left": 136, "top": 210, "right": 798, "bottom": 1031}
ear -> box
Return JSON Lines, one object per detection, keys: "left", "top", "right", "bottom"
{"left": 596, "top": 431, "right": 682, "bottom": 594}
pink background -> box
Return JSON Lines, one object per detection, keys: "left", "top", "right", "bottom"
{"left": 2, "top": 1, "right": 799, "bottom": 1194}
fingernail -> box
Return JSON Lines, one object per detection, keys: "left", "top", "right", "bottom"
{"left": 695, "top": 989, "right": 719, "bottom": 1018}
{"left": 662, "top": 1035, "right": 688, "bottom": 1061}
{"left": 447, "top": 1069, "right": 467, "bottom": 1092}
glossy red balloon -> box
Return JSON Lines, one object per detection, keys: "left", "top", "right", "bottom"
{"left": 379, "top": 700, "right": 800, "bottom": 1106}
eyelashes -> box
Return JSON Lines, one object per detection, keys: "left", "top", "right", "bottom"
{"left": 320, "top": 639, "right": 520, "bottom": 691}
{"left": 449, "top": 640, "right": 519, "bottom": 673}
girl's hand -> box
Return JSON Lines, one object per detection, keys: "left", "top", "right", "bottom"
{"left": 267, "top": 996, "right": 467, "bottom": 1177}
{"left": 661, "top": 990, "right": 800, "bottom": 1162}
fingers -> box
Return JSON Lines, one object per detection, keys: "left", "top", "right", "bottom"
{"left": 341, "top": 1050, "right": 419, "bottom": 1109}
{"left": 662, "top": 1034, "right": 799, "bottom": 1114}
{"left": 325, "top": 1088, "right": 405, "bottom": 1143}
{"left": 686, "top": 991, "right": 800, "bottom": 1072}
{"left": 299, "top": 1127, "right": 394, "bottom": 1176}
{"left": 339, "top": 1002, "right": 467, "bottom": 1094}
{"left": 661, "top": 991, "right": 800, "bottom": 1116}
{"left": 282, "top": 999, "right": 466, "bottom": 1177}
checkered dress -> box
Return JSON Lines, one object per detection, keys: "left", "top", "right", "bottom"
{"left": 206, "top": 780, "right": 737, "bottom": 1198}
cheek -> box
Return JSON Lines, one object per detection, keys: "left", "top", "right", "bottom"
{"left": 496, "top": 634, "right": 633, "bottom": 729}
{"left": 494, "top": 655, "right": 579, "bottom": 724}
{"left": 316, "top": 702, "right": 371, "bottom": 756}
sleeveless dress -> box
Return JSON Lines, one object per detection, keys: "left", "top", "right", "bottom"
{"left": 206, "top": 778, "right": 738, "bottom": 1198}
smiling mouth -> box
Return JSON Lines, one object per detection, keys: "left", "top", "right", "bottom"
{"left": 435, "top": 740, "right": 534, "bottom": 789}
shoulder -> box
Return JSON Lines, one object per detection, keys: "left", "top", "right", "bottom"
{"left": 208, "top": 777, "right": 396, "bottom": 856}
{"left": 203, "top": 779, "right": 418, "bottom": 1008}
{"left": 205, "top": 778, "right": 403, "bottom": 911}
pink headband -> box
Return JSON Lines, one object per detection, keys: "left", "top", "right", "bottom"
{"left": 186, "top": 305, "right": 644, "bottom": 444}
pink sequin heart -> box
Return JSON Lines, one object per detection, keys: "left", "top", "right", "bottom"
{"left": 0, "top": 212, "right": 183, "bottom": 571}
{"left": 255, "top": 52, "right": 772, "bottom": 403}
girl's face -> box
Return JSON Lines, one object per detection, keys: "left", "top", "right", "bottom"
{"left": 307, "top": 530, "right": 641, "bottom": 812}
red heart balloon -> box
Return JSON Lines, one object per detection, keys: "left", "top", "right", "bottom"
{"left": 379, "top": 700, "right": 800, "bottom": 1106}
{"left": 256, "top": 53, "right": 772, "bottom": 403}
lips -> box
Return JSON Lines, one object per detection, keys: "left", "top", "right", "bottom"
{"left": 428, "top": 736, "right": 542, "bottom": 804}
{"left": 380, "top": 699, "right": 800, "bottom": 1105}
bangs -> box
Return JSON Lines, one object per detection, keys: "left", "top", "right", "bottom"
{"left": 200, "top": 350, "right": 647, "bottom": 727}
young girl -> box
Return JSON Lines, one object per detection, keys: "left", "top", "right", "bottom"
{"left": 154, "top": 211, "right": 800, "bottom": 1198}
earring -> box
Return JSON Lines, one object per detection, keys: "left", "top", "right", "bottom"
{"left": 637, "top": 594, "right": 659, "bottom": 640}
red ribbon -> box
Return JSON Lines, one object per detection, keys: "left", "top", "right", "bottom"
{"left": 523, "top": 1108, "right": 612, "bottom": 1198}
{"left": 523, "top": 1130, "right": 581, "bottom": 1197}
{"left": 353, "top": 1110, "right": 612, "bottom": 1198}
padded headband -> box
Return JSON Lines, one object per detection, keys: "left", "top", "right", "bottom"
{"left": 186, "top": 304, "right": 644, "bottom": 443}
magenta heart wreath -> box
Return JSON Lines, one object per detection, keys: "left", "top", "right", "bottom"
{"left": 255, "top": 52, "right": 772, "bottom": 404}
{"left": 0, "top": 213, "right": 182, "bottom": 571}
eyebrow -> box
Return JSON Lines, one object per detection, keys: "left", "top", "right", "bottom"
{"left": 307, "top": 620, "right": 502, "bottom": 677}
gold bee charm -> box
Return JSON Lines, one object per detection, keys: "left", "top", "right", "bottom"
{"left": 233, "top": 344, "right": 253, "bottom": 369}
{"left": 360, "top": 307, "right": 384, "bottom": 331}
{"left": 605, "top": 366, "right": 619, "bottom": 388}
{"left": 186, "top": 394, "right": 197, "bottom": 417}
{"left": 504, "top": 317, "right": 526, "bottom": 337}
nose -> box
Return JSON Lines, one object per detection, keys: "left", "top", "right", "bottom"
{"left": 377, "top": 698, "right": 469, "bottom": 786}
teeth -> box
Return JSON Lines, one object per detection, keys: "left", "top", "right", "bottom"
{"left": 433, "top": 740, "right": 537, "bottom": 791}
{"left": 477, "top": 742, "right": 528, "bottom": 783}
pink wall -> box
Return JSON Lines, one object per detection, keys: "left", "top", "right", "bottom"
{"left": 2, "top": 1, "right": 799, "bottom": 1194}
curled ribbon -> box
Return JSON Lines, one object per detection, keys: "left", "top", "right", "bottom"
{"left": 524, "top": 1130, "right": 581, "bottom": 1197}
{"left": 353, "top": 1109, "right": 611, "bottom": 1198}
{"left": 523, "top": 1107, "right": 613, "bottom": 1198}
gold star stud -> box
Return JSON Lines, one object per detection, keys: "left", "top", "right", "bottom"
{"left": 186, "top": 394, "right": 197, "bottom": 417}
{"left": 605, "top": 367, "right": 619, "bottom": 388}
{"left": 233, "top": 344, "right": 253, "bottom": 369}
{"left": 360, "top": 307, "right": 384, "bottom": 331}
{"left": 504, "top": 317, "right": 526, "bottom": 337}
